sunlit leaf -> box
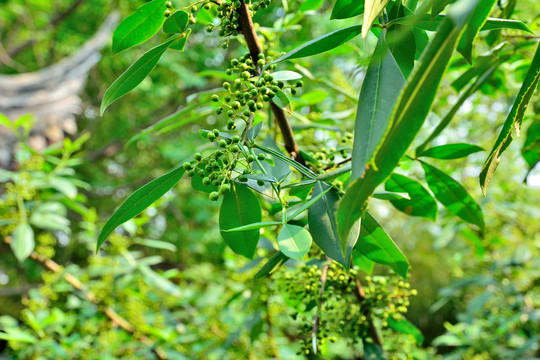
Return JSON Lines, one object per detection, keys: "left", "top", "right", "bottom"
{"left": 277, "top": 224, "right": 312, "bottom": 259}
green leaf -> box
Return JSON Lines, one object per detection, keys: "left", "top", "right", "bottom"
{"left": 457, "top": 0, "right": 497, "bottom": 63}
{"left": 254, "top": 251, "right": 289, "bottom": 280}
{"left": 0, "top": 328, "right": 36, "bottom": 343}
{"left": 330, "top": 0, "right": 364, "bottom": 20}
{"left": 255, "top": 144, "right": 317, "bottom": 179}
{"left": 337, "top": 0, "right": 479, "bottom": 244}
{"left": 101, "top": 35, "right": 179, "bottom": 115}
{"left": 352, "top": 250, "right": 375, "bottom": 274}
{"left": 138, "top": 265, "right": 182, "bottom": 297}
{"left": 387, "top": 317, "right": 424, "bottom": 345}
{"left": 351, "top": 35, "right": 405, "bottom": 181}
{"left": 219, "top": 183, "right": 262, "bottom": 259}
{"left": 112, "top": 0, "right": 167, "bottom": 54}
{"left": 271, "top": 89, "right": 291, "bottom": 110}
{"left": 277, "top": 224, "right": 312, "bottom": 259}
{"left": 0, "top": 112, "right": 11, "bottom": 128}
{"left": 270, "top": 70, "right": 303, "bottom": 81}
{"left": 300, "top": 0, "right": 324, "bottom": 12}
{"left": 402, "top": 14, "right": 533, "bottom": 34}
{"left": 163, "top": 10, "right": 189, "bottom": 33}
{"left": 356, "top": 212, "right": 409, "bottom": 278}
{"left": 270, "top": 25, "right": 362, "bottom": 64}
{"left": 421, "top": 161, "right": 485, "bottom": 231}
{"left": 96, "top": 166, "right": 185, "bottom": 251}
{"left": 308, "top": 182, "right": 359, "bottom": 268}
{"left": 418, "top": 143, "right": 484, "bottom": 159}
{"left": 169, "top": 28, "right": 192, "bottom": 51}
{"left": 522, "top": 121, "right": 540, "bottom": 178}
{"left": 480, "top": 17, "right": 534, "bottom": 33}
{"left": 10, "top": 222, "right": 34, "bottom": 262}
{"left": 385, "top": 173, "right": 438, "bottom": 221}
{"left": 223, "top": 221, "right": 282, "bottom": 232}
{"left": 363, "top": 0, "right": 391, "bottom": 38}
{"left": 480, "top": 43, "right": 540, "bottom": 195}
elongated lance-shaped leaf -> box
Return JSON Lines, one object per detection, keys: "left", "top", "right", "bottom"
{"left": 254, "top": 251, "right": 289, "bottom": 280}
{"left": 287, "top": 186, "right": 332, "bottom": 221}
{"left": 385, "top": 173, "right": 438, "bottom": 221}
{"left": 457, "top": 0, "right": 497, "bottom": 64}
{"left": 480, "top": 42, "right": 540, "bottom": 195}
{"left": 308, "top": 182, "right": 360, "bottom": 268}
{"left": 219, "top": 183, "right": 262, "bottom": 259}
{"left": 269, "top": 25, "right": 362, "bottom": 65}
{"left": 421, "top": 161, "right": 485, "bottom": 231}
{"left": 415, "top": 55, "right": 507, "bottom": 155}
{"left": 112, "top": 0, "right": 168, "bottom": 54}
{"left": 351, "top": 35, "right": 405, "bottom": 181}
{"left": 337, "top": 0, "right": 480, "bottom": 245}
{"left": 331, "top": 0, "right": 365, "bottom": 20}
{"left": 356, "top": 211, "right": 409, "bottom": 278}
{"left": 400, "top": 14, "right": 534, "bottom": 34}
{"left": 254, "top": 144, "right": 317, "bottom": 179}
{"left": 101, "top": 35, "right": 179, "bottom": 115}
{"left": 418, "top": 143, "right": 484, "bottom": 160}
{"left": 363, "top": 0, "right": 391, "bottom": 38}
{"left": 522, "top": 121, "right": 540, "bottom": 180}
{"left": 96, "top": 166, "right": 185, "bottom": 251}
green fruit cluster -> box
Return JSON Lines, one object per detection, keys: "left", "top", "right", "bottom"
{"left": 212, "top": 53, "right": 303, "bottom": 130}
{"left": 183, "top": 129, "right": 268, "bottom": 201}
{"left": 164, "top": 0, "right": 174, "bottom": 17}
{"left": 278, "top": 262, "right": 417, "bottom": 357}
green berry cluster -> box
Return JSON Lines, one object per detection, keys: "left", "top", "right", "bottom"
{"left": 164, "top": 1, "right": 174, "bottom": 17}
{"left": 210, "top": 0, "right": 272, "bottom": 47}
{"left": 211, "top": 53, "right": 303, "bottom": 129}
{"left": 182, "top": 129, "right": 267, "bottom": 201}
{"left": 278, "top": 262, "right": 417, "bottom": 357}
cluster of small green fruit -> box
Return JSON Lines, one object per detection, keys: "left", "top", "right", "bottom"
{"left": 211, "top": 54, "right": 303, "bottom": 130}
{"left": 182, "top": 129, "right": 267, "bottom": 201}
{"left": 208, "top": 0, "right": 272, "bottom": 47}
{"left": 279, "top": 263, "right": 417, "bottom": 356}
{"left": 163, "top": 1, "right": 174, "bottom": 18}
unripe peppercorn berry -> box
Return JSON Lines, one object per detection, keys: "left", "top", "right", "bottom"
{"left": 194, "top": 153, "right": 203, "bottom": 161}
{"left": 211, "top": 94, "right": 219, "bottom": 102}
{"left": 218, "top": 140, "right": 227, "bottom": 148}
{"left": 257, "top": 153, "right": 265, "bottom": 160}
{"left": 219, "top": 184, "right": 231, "bottom": 194}
{"left": 257, "top": 180, "right": 265, "bottom": 186}
{"left": 182, "top": 162, "right": 192, "bottom": 170}
{"left": 209, "top": 192, "right": 220, "bottom": 201}
{"left": 164, "top": 9, "right": 172, "bottom": 17}
{"left": 165, "top": 1, "right": 173, "bottom": 9}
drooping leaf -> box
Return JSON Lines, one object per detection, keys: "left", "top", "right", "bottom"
{"left": 363, "top": 0, "right": 391, "bottom": 38}
{"left": 351, "top": 35, "right": 405, "bottom": 181}
{"left": 480, "top": 42, "right": 540, "bottom": 195}
{"left": 308, "top": 182, "right": 360, "bottom": 268}
{"left": 112, "top": 0, "right": 168, "bottom": 54}
{"left": 277, "top": 224, "right": 312, "bottom": 259}
{"left": 356, "top": 212, "right": 409, "bottom": 278}
{"left": 330, "top": 0, "right": 364, "bottom": 20}
{"left": 254, "top": 251, "right": 289, "bottom": 280}
{"left": 457, "top": 0, "right": 497, "bottom": 63}
{"left": 96, "top": 166, "right": 185, "bottom": 251}
{"left": 337, "top": 0, "right": 480, "bottom": 244}
{"left": 219, "top": 183, "right": 262, "bottom": 259}
{"left": 101, "top": 35, "right": 179, "bottom": 115}
{"left": 10, "top": 222, "right": 34, "bottom": 263}
{"left": 270, "top": 25, "right": 362, "bottom": 64}
{"left": 387, "top": 317, "right": 424, "bottom": 345}
{"left": 421, "top": 161, "right": 485, "bottom": 231}
{"left": 522, "top": 120, "right": 540, "bottom": 179}
{"left": 418, "top": 143, "right": 484, "bottom": 159}
{"left": 385, "top": 173, "right": 438, "bottom": 220}
{"left": 163, "top": 10, "right": 189, "bottom": 33}
{"left": 403, "top": 14, "right": 533, "bottom": 34}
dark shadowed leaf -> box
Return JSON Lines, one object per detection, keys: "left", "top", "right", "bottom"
{"left": 385, "top": 173, "right": 438, "bottom": 220}
{"left": 163, "top": 10, "right": 189, "bottom": 33}
{"left": 457, "top": 0, "right": 497, "bottom": 63}
{"left": 330, "top": 0, "right": 364, "bottom": 19}
{"left": 388, "top": 317, "right": 424, "bottom": 345}
{"left": 219, "top": 183, "right": 262, "bottom": 259}
{"left": 254, "top": 251, "right": 289, "bottom": 280}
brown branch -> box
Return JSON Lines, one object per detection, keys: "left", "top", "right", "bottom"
{"left": 3, "top": 237, "right": 167, "bottom": 360}
{"left": 6, "top": 0, "right": 88, "bottom": 59}
{"left": 236, "top": 2, "right": 305, "bottom": 165}
{"left": 353, "top": 278, "right": 384, "bottom": 350}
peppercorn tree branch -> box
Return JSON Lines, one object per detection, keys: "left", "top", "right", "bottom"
{"left": 236, "top": 1, "right": 305, "bottom": 165}
{"left": 353, "top": 277, "right": 384, "bottom": 350}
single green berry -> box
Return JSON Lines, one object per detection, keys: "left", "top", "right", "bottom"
{"left": 218, "top": 140, "right": 227, "bottom": 148}
{"left": 190, "top": 5, "right": 198, "bottom": 12}
{"left": 257, "top": 180, "right": 265, "bottom": 186}
{"left": 165, "top": 1, "right": 173, "bottom": 9}
{"left": 209, "top": 191, "right": 220, "bottom": 201}
{"left": 164, "top": 9, "right": 172, "bottom": 17}
{"left": 230, "top": 145, "right": 239, "bottom": 153}
{"left": 232, "top": 135, "right": 241, "bottom": 143}
{"left": 213, "top": 129, "right": 220, "bottom": 136}
{"left": 187, "top": 169, "right": 195, "bottom": 177}
{"left": 232, "top": 101, "right": 241, "bottom": 110}
{"left": 207, "top": 133, "right": 216, "bottom": 141}
{"left": 219, "top": 184, "right": 231, "bottom": 194}
{"left": 257, "top": 153, "right": 265, "bottom": 160}
{"left": 238, "top": 175, "right": 248, "bottom": 182}
{"left": 247, "top": 155, "right": 256, "bottom": 162}
{"left": 194, "top": 153, "right": 203, "bottom": 161}
{"left": 182, "top": 162, "right": 192, "bottom": 170}
{"left": 296, "top": 80, "right": 304, "bottom": 88}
